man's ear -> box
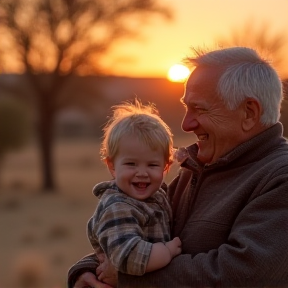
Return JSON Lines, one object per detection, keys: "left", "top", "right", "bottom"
{"left": 242, "top": 98, "right": 262, "bottom": 131}
{"left": 106, "top": 158, "right": 115, "bottom": 177}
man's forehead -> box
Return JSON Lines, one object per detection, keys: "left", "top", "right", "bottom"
{"left": 185, "top": 66, "right": 225, "bottom": 90}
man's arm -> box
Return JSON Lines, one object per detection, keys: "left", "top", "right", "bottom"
{"left": 67, "top": 253, "right": 99, "bottom": 288}
{"left": 118, "top": 183, "right": 288, "bottom": 287}
{"left": 68, "top": 188, "right": 288, "bottom": 287}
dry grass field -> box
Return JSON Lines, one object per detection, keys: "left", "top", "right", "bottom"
{"left": 0, "top": 135, "right": 192, "bottom": 288}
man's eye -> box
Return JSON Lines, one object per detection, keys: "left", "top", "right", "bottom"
{"left": 195, "top": 107, "right": 206, "bottom": 113}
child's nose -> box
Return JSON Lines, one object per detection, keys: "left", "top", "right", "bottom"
{"left": 136, "top": 168, "right": 148, "bottom": 177}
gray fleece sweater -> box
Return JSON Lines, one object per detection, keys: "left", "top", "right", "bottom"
{"left": 68, "top": 123, "right": 288, "bottom": 287}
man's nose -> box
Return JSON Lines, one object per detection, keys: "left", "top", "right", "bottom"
{"left": 181, "top": 113, "right": 199, "bottom": 132}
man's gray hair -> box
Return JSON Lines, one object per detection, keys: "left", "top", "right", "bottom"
{"left": 186, "top": 47, "right": 283, "bottom": 125}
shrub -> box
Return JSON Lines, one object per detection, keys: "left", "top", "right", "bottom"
{"left": 0, "top": 97, "right": 31, "bottom": 156}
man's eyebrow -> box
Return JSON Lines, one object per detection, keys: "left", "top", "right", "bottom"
{"left": 180, "top": 97, "right": 195, "bottom": 107}
{"left": 181, "top": 95, "right": 207, "bottom": 107}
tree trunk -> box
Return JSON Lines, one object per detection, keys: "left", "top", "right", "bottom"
{"left": 27, "top": 73, "right": 68, "bottom": 192}
{"left": 38, "top": 93, "right": 56, "bottom": 192}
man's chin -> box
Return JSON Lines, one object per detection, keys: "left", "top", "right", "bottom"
{"left": 196, "top": 152, "right": 212, "bottom": 164}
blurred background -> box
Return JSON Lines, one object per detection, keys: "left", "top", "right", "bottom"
{"left": 0, "top": 0, "right": 288, "bottom": 287}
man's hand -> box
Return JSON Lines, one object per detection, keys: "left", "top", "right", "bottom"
{"left": 74, "top": 271, "right": 113, "bottom": 288}
{"left": 96, "top": 254, "right": 118, "bottom": 288}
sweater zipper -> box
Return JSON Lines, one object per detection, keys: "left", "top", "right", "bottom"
{"left": 187, "top": 175, "right": 199, "bottom": 214}
{"left": 189, "top": 168, "right": 205, "bottom": 209}
{"left": 191, "top": 176, "right": 197, "bottom": 188}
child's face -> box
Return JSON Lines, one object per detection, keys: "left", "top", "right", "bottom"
{"left": 107, "top": 135, "right": 167, "bottom": 201}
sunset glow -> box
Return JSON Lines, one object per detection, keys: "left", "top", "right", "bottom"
{"left": 101, "top": 1, "right": 288, "bottom": 78}
{"left": 167, "top": 64, "right": 190, "bottom": 82}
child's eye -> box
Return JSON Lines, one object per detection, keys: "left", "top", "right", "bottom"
{"left": 125, "top": 162, "right": 135, "bottom": 166}
{"left": 149, "top": 164, "right": 159, "bottom": 167}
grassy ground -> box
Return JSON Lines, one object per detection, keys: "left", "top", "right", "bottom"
{"left": 0, "top": 135, "right": 193, "bottom": 288}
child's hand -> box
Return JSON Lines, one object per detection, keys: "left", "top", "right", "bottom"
{"left": 165, "top": 237, "right": 182, "bottom": 258}
{"left": 96, "top": 253, "right": 118, "bottom": 288}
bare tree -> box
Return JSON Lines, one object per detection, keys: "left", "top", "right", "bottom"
{"left": 0, "top": 0, "right": 172, "bottom": 191}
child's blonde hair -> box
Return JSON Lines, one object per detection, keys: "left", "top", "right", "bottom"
{"left": 100, "top": 99, "right": 174, "bottom": 166}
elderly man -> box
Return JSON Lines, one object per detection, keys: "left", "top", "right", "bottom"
{"left": 68, "top": 46, "right": 288, "bottom": 287}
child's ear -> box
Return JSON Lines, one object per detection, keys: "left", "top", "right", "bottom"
{"left": 106, "top": 158, "right": 115, "bottom": 177}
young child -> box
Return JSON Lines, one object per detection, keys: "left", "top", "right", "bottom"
{"left": 87, "top": 99, "right": 181, "bottom": 285}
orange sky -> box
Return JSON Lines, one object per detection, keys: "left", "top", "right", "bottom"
{"left": 102, "top": 0, "right": 288, "bottom": 78}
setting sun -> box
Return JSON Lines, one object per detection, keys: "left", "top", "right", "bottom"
{"left": 167, "top": 64, "right": 190, "bottom": 82}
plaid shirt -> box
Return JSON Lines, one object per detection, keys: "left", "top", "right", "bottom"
{"left": 87, "top": 181, "right": 172, "bottom": 275}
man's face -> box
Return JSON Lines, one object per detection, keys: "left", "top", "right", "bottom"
{"left": 181, "top": 66, "right": 246, "bottom": 164}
